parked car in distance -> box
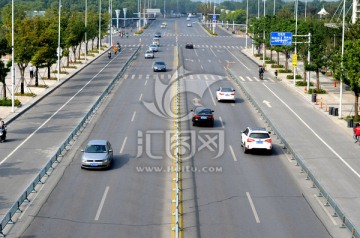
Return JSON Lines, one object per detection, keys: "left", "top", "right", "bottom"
{"left": 191, "top": 106, "right": 214, "bottom": 127}
{"left": 145, "top": 50, "right": 154, "bottom": 59}
{"left": 81, "top": 140, "right": 113, "bottom": 169}
{"left": 216, "top": 87, "right": 235, "bottom": 102}
{"left": 152, "top": 61, "right": 167, "bottom": 72}
{"left": 185, "top": 43, "right": 194, "bottom": 49}
{"left": 241, "top": 127, "right": 272, "bottom": 154}
{"left": 154, "top": 32, "right": 162, "bottom": 38}
{"left": 187, "top": 23, "right": 192, "bottom": 27}
{"left": 149, "top": 44, "right": 158, "bottom": 52}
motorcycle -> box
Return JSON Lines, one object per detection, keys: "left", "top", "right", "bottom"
{"left": 0, "top": 128, "right": 7, "bottom": 142}
{"left": 108, "top": 51, "right": 111, "bottom": 59}
{"left": 259, "top": 72, "right": 264, "bottom": 80}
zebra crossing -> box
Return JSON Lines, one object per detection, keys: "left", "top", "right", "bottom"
{"left": 122, "top": 73, "right": 275, "bottom": 82}
{"left": 122, "top": 44, "right": 244, "bottom": 49}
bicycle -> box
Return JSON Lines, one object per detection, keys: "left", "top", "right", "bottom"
{"left": 354, "top": 134, "right": 360, "bottom": 144}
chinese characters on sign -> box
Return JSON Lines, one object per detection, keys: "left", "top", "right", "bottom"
{"left": 270, "top": 32, "right": 293, "bottom": 46}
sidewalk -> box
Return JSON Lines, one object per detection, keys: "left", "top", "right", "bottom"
{"left": 0, "top": 44, "right": 108, "bottom": 123}
{"left": 241, "top": 47, "right": 357, "bottom": 132}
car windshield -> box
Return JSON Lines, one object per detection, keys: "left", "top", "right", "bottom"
{"left": 155, "top": 62, "right": 165, "bottom": 66}
{"left": 221, "top": 88, "right": 233, "bottom": 92}
{"left": 196, "top": 109, "right": 212, "bottom": 115}
{"left": 249, "top": 133, "right": 270, "bottom": 139}
{"left": 85, "top": 145, "right": 107, "bottom": 153}
{"left": 146, "top": 50, "right": 152, "bottom": 53}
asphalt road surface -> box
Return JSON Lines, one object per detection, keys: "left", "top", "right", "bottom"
{"left": 3, "top": 19, "right": 354, "bottom": 238}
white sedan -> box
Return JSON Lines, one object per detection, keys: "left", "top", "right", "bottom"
{"left": 216, "top": 87, "right": 235, "bottom": 102}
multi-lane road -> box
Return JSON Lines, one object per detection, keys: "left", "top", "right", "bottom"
{"left": 1, "top": 18, "right": 357, "bottom": 238}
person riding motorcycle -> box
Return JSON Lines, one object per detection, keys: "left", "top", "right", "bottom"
{"left": 354, "top": 123, "right": 360, "bottom": 143}
{"left": 0, "top": 120, "right": 7, "bottom": 142}
{"left": 258, "top": 65, "right": 265, "bottom": 79}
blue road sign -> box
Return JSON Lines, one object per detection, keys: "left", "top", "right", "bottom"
{"left": 212, "top": 14, "right": 216, "bottom": 20}
{"left": 270, "top": 32, "right": 293, "bottom": 46}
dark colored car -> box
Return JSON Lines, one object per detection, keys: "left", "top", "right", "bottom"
{"left": 152, "top": 61, "right": 167, "bottom": 72}
{"left": 191, "top": 107, "right": 214, "bottom": 127}
{"left": 154, "top": 32, "right": 161, "bottom": 38}
{"left": 185, "top": 43, "right": 194, "bottom": 49}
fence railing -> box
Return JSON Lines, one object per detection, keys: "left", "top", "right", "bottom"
{"left": 226, "top": 67, "right": 359, "bottom": 238}
{"left": 0, "top": 46, "right": 141, "bottom": 237}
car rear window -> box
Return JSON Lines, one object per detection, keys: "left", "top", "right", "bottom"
{"left": 249, "top": 133, "right": 270, "bottom": 139}
{"left": 85, "top": 145, "right": 107, "bottom": 153}
{"left": 197, "top": 109, "right": 212, "bottom": 115}
{"left": 221, "top": 88, "right": 233, "bottom": 92}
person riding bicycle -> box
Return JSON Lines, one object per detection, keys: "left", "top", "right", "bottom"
{"left": 354, "top": 123, "right": 360, "bottom": 143}
{"left": 258, "top": 65, "right": 265, "bottom": 79}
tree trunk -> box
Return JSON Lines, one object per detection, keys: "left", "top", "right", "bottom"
{"left": 2, "top": 82, "right": 6, "bottom": 99}
{"left": 47, "top": 65, "right": 51, "bottom": 79}
{"left": 355, "top": 92, "right": 359, "bottom": 121}
{"left": 18, "top": 63, "right": 27, "bottom": 95}
{"left": 35, "top": 66, "right": 38, "bottom": 87}
{"left": 316, "top": 69, "right": 320, "bottom": 91}
{"left": 78, "top": 44, "right": 82, "bottom": 60}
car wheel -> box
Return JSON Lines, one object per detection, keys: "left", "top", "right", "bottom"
{"left": 243, "top": 143, "right": 249, "bottom": 154}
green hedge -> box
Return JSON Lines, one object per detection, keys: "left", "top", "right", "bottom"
{"left": 286, "top": 74, "right": 302, "bottom": 79}
{"left": 278, "top": 69, "right": 292, "bottom": 73}
{"left": 0, "top": 98, "right": 21, "bottom": 107}
{"left": 307, "top": 88, "right": 326, "bottom": 94}
{"left": 271, "top": 64, "right": 284, "bottom": 68}
{"left": 296, "top": 81, "right": 313, "bottom": 86}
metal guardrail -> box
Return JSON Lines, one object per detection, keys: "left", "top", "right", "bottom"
{"left": 226, "top": 67, "right": 360, "bottom": 238}
{"left": 0, "top": 46, "right": 141, "bottom": 237}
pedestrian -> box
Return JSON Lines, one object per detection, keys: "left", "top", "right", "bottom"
{"left": 29, "top": 65, "right": 34, "bottom": 79}
{"left": 0, "top": 120, "right": 6, "bottom": 142}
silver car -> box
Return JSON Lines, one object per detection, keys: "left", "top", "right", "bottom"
{"left": 149, "top": 44, "right": 158, "bottom": 52}
{"left": 81, "top": 140, "right": 113, "bottom": 169}
{"left": 145, "top": 50, "right": 154, "bottom": 59}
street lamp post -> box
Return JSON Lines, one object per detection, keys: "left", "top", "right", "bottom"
{"left": 246, "top": 0, "right": 249, "bottom": 48}
{"left": 123, "top": 8, "right": 127, "bottom": 28}
{"left": 98, "top": 0, "right": 101, "bottom": 54}
{"left": 262, "top": 0, "right": 266, "bottom": 67}
{"left": 294, "top": 0, "right": 298, "bottom": 86}
{"left": 115, "top": 9, "right": 120, "bottom": 31}
{"left": 108, "top": 0, "right": 112, "bottom": 46}
{"left": 339, "top": 0, "right": 346, "bottom": 118}
{"left": 85, "top": 0, "right": 87, "bottom": 62}
{"left": 11, "top": 0, "right": 15, "bottom": 112}
{"left": 57, "top": 0, "right": 61, "bottom": 82}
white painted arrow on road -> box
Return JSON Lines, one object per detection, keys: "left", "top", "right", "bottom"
{"left": 263, "top": 100, "right": 272, "bottom": 108}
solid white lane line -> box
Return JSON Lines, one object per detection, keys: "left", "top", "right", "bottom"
{"left": 0, "top": 59, "right": 113, "bottom": 166}
{"left": 219, "top": 116, "right": 225, "bottom": 128}
{"left": 201, "top": 65, "right": 204, "bottom": 70}
{"left": 226, "top": 48, "right": 250, "bottom": 71}
{"left": 144, "top": 80, "right": 148, "bottom": 86}
{"left": 120, "top": 137, "right": 128, "bottom": 154}
{"left": 314, "top": 195, "right": 338, "bottom": 225}
{"left": 246, "top": 192, "right": 260, "bottom": 223}
{"left": 229, "top": 145, "right": 237, "bottom": 161}
{"left": 94, "top": 186, "right": 110, "bottom": 221}
{"left": 131, "top": 111, "right": 136, "bottom": 122}
{"left": 263, "top": 83, "right": 360, "bottom": 179}
{"left": 206, "top": 81, "right": 216, "bottom": 107}
{"left": 210, "top": 47, "right": 217, "bottom": 57}
{"left": 139, "top": 93, "right": 143, "bottom": 101}
{"left": 195, "top": 49, "right": 198, "bottom": 57}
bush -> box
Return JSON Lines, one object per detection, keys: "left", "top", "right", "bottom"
{"left": 296, "top": 81, "right": 313, "bottom": 86}
{"left": 286, "top": 74, "right": 302, "bottom": 79}
{"left": 0, "top": 98, "right": 21, "bottom": 107}
{"left": 15, "top": 92, "right": 36, "bottom": 97}
{"left": 135, "top": 30, "right": 143, "bottom": 35}
{"left": 271, "top": 64, "right": 284, "bottom": 68}
{"left": 278, "top": 69, "right": 292, "bottom": 73}
{"left": 266, "top": 60, "right": 276, "bottom": 64}
{"left": 307, "top": 88, "right": 326, "bottom": 94}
